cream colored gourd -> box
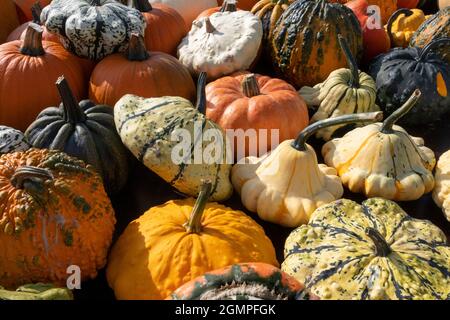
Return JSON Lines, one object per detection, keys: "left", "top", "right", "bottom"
{"left": 231, "top": 112, "right": 383, "bottom": 227}
{"left": 177, "top": 11, "right": 262, "bottom": 80}
{"left": 433, "top": 150, "right": 450, "bottom": 222}
{"left": 150, "top": 0, "right": 217, "bottom": 26}
{"left": 114, "top": 73, "right": 233, "bottom": 201}
{"left": 299, "top": 35, "right": 379, "bottom": 141}
{"left": 322, "top": 90, "right": 436, "bottom": 201}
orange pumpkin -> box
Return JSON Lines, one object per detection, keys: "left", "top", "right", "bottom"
{"left": 0, "top": 0, "right": 20, "bottom": 44}
{"left": 0, "top": 148, "right": 116, "bottom": 289}
{"left": 89, "top": 33, "right": 195, "bottom": 106}
{"left": 330, "top": 0, "right": 397, "bottom": 24}
{"left": 206, "top": 72, "right": 309, "bottom": 159}
{"left": 217, "top": 0, "right": 258, "bottom": 10}
{"left": 0, "top": 23, "right": 86, "bottom": 131}
{"left": 196, "top": 0, "right": 239, "bottom": 20}
{"left": 14, "top": 0, "right": 51, "bottom": 23}
{"left": 131, "top": 0, "right": 187, "bottom": 56}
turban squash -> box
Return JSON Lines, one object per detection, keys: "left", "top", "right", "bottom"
{"left": 433, "top": 150, "right": 450, "bottom": 222}
{"left": 169, "top": 263, "right": 319, "bottom": 300}
{"left": 322, "top": 90, "right": 436, "bottom": 201}
{"left": 0, "top": 283, "right": 73, "bottom": 300}
{"left": 25, "top": 76, "right": 130, "bottom": 195}
{"left": 231, "top": 112, "right": 383, "bottom": 227}
{"left": 0, "top": 148, "right": 116, "bottom": 289}
{"left": 0, "top": 126, "right": 30, "bottom": 154}
{"left": 206, "top": 72, "right": 309, "bottom": 159}
{"left": 106, "top": 181, "right": 278, "bottom": 300}
{"left": 282, "top": 198, "right": 450, "bottom": 300}
{"left": 386, "top": 8, "right": 430, "bottom": 48}
{"left": 114, "top": 73, "right": 233, "bottom": 202}
{"left": 369, "top": 38, "right": 450, "bottom": 125}
{"left": 0, "top": 0, "right": 20, "bottom": 44}
{"left": 270, "top": 0, "right": 363, "bottom": 88}
{"left": 41, "top": 0, "right": 146, "bottom": 60}
{"left": 299, "top": 35, "right": 379, "bottom": 141}
{"left": 0, "top": 23, "right": 86, "bottom": 131}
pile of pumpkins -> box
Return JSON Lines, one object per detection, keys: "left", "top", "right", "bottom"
{"left": 0, "top": 0, "right": 449, "bottom": 301}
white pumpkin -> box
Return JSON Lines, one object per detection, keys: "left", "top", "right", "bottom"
{"left": 433, "top": 150, "right": 450, "bottom": 222}
{"left": 177, "top": 11, "right": 263, "bottom": 80}
{"left": 150, "top": 0, "right": 218, "bottom": 26}
{"left": 0, "top": 126, "right": 30, "bottom": 154}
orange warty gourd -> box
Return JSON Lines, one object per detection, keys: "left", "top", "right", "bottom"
{"left": 206, "top": 72, "right": 309, "bottom": 159}
{"left": 217, "top": 0, "right": 258, "bottom": 10}
{"left": 106, "top": 181, "right": 278, "bottom": 300}
{"left": 14, "top": 0, "right": 51, "bottom": 23}
{"left": 131, "top": 0, "right": 187, "bottom": 56}
{"left": 0, "top": 148, "right": 116, "bottom": 289}
{"left": 0, "top": 0, "right": 20, "bottom": 44}
{"left": 0, "top": 23, "right": 86, "bottom": 131}
{"left": 89, "top": 33, "right": 196, "bottom": 106}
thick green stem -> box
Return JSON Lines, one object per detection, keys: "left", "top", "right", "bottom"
{"left": 196, "top": 72, "right": 208, "bottom": 115}
{"left": 365, "top": 228, "right": 391, "bottom": 257}
{"left": 337, "top": 34, "right": 359, "bottom": 88}
{"left": 184, "top": 181, "right": 212, "bottom": 234}
{"left": 381, "top": 89, "right": 421, "bottom": 133}
{"left": 418, "top": 37, "right": 450, "bottom": 61}
{"left": 31, "top": 2, "right": 43, "bottom": 24}
{"left": 11, "top": 166, "right": 54, "bottom": 190}
{"left": 291, "top": 112, "right": 383, "bottom": 151}
{"left": 56, "top": 76, "right": 86, "bottom": 124}
{"left": 386, "top": 8, "right": 413, "bottom": 46}
{"left": 242, "top": 74, "right": 261, "bottom": 97}
{"left": 126, "top": 33, "right": 149, "bottom": 61}
{"left": 20, "top": 23, "right": 45, "bottom": 56}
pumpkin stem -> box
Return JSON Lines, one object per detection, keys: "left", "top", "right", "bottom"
{"left": 204, "top": 17, "right": 216, "bottom": 33}
{"left": 242, "top": 74, "right": 261, "bottom": 97}
{"left": 196, "top": 72, "right": 208, "bottom": 115}
{"left": 11, "top": 166, "right": 54, "bottom": 190}
{"left": 126, "top": 33, "right": 149, "bottom": 61}
{"left": 220, "top": 0, "right": 237, "bottom": 12}
{"left": 365, "top": 228, "right": 391, "bottom": 257}
{"left": 337, "top": 35, "right": 359, "bottom": 88}
{"left": 292, "top": 111, "right": 383, "bottom": 151}
{"left": 31, "top": 2, "right": 43, "bottom": 24}
{"left": 56, "top": 76, "right": 86, "bottom": 124}
{"left": 381, "top": 89, "right": 421, "bottom": 133}
{"left": 20, "top": 23, "right": 45, "bottom": 56}
{"left": 131, "top": 0, "right": 152, "bottom": 12}
{"left": 184, "top": 181, "right": 212, "bottom": 234}
{"left": 386, "top": 8, "right": 413, "bottom": 47}
{"left": 418, "top": 37, "right": 450, "bottom": 62}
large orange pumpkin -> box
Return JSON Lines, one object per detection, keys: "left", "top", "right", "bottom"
{"left": 89, "top": 34, "right": 196, "bottom": 106}
{"left": 217, "top": 0, "right": 258, "bottom": 10}
{"left": 0, "top": 0, "right": 20, "bottom": 44}
{"left": 330, "top": 0, "right": 397, "bottom": 24}
{"left": 0, "top": 148, "right": 116, "bottom": 289}
{"left": 196, "top": 0, "right": 239, "bottom": 19}
{"left": 131, "top": 0, "right": 187, "bottom": 56}
{"left": 206, "top": 72, "right": 309, "bottom": 159}
{"left": 14, "top": 0, "right": 51, "bottom": 23}
{"left": 0, "top": 23, "right": 86, "bottom": 131}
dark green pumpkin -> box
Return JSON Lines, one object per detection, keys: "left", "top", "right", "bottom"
{"left": 270, "top": 0, "right": 363, "bottom": 88}
{"left": 410, "top": 6, "right": 450, "bottom": 64}
{"left": 369, "top": 38, "right": 450, "bottom": 125}
{"left": 25, "top": 76, "right": 129, "bottom": 195}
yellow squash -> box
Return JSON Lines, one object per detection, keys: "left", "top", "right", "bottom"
{"left": 231, "top": 112, "right": 383, "bottom": 227}
{"left": 322, "top": 90, "right": 435, "bottom": 201}
{"left": 433, "top": 150, "right": 450, "bottom": 222}
{"left": 386, "top": 8, "right": 430, "bottom": 48}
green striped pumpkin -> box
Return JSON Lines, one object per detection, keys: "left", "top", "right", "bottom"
{"left": 114, "top": 73, "right": 233, "bottom": 201}
{"left": 270, "top": 0, "right": 363, "bottom": 88}
{"left": 283, "top": 198, "right": 450, "bottom": 300}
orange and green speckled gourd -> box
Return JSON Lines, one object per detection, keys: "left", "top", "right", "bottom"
{"left": 0, "top": 148, "right": 115, "bottom": 289}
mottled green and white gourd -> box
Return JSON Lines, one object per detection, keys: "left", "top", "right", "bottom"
{"left": 41, "top": 0, "right": 146, "bottom": 60}
{"left": 283, "top": 198, "right": 450, "bottom": 300}
{"left": 0, "top": 126, "right": 30, "bottom": 154}
{"left": 114, "top": 72, "right": 233, "bottom": 201}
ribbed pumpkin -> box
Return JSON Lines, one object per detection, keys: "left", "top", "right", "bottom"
{"left": 89, "top": 34, "right": 195, "bottom": 107}
{"left": 114, "top": 73, "right": 233, "bottom": 202}
{"left": 0, "top": 284, "right": 73, "bottom": 300}
{"left": 270, "top": 0, "right": 363, "bottom": 88}
{"left": 369, "top": 38, "right": 450, "bottom": 125}
{"left": 131, "top": 0, "right": 187, "bottom": 56}
{"left": 283, "top": 198, "right": 450, "bottom": 300}
{"left": 25, "top": 77, "right": 129, "bottom": 195}
{"left": 13, "top": 0, "right": 51, "bottom": 22}
{"left": 0, "top": 148, "right": 116, "bottom": 289}
{"left": 410, "top": 7, "right": 450, "bottom": 63}
{"left": 107, "top": 181, "right": 278, "bottom": 300}
{"left": 433, "top": 150, "right": 450, "bottom": 222}
{"left": 330, "top": 0, "right": 397, "bottom": 24}
{"left": 386, "top": 8, "right": 429, "bottom": 48}
{"left": 169, "top": 263, "right": 318, "bottom": 300}
{"left": 0, "top": 0, "right": 20, "bottom": 44}
{"left": 0, "top": 23, "right": 86, "bottom": 131}
{"left": 0, "top": 126, "right": 30, "bottom": 154}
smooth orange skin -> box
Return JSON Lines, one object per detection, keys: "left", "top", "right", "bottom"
{"left": 7, "top": 23, "right": 61, "bottom": 44}
{"left": 205, "top": 72, "right": 309, "bottom": 158}
{"left": 89, "top": 51, "right": 196, "bottom": 107}
{"left": 330, "top": 0, "right": 397, "bottom": 24}
{"left": 0, "top": 40, "right": 86, "bottom": 131}
{"left": 196, "top": 6, "right": 242, "bottom": 20}
{"left": 106, "top": 199, "right": 279, "bottom": 300}
{"left": 141, "top": 3, "right": 188, "bottom": 56}
{"left": 0, "top": 0, "right": 20, "bottom": 44}
{"left": 217, "top": 0, "right": 258, "bottom": 10}
{"left": 0, "top": 149, "right": 116, "bottom": 289}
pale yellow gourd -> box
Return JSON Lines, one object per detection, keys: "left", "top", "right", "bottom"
{"left": 433, "top": 150, "right": 450, "bottom": 222}
{"left": 231, "top": 112, "right": 383, "bottom": 227}
{"left": 322, "top": 90, "right": 436, "bottom": 201}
